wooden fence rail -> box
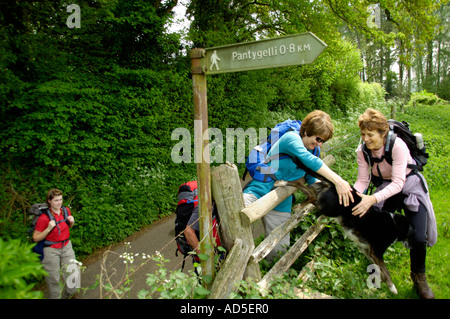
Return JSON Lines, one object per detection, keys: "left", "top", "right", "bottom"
{"left": 209, "top": 155, "right": 335, "bottom": 298}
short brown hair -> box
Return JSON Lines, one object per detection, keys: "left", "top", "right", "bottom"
{"left": 300, "top": 110, "right": 334, "bottom": 141}
{"left": 357, "top": 108, "right": 389, "bottom": 137}
{"left": 46, "top": 189, "right": 63, "bottom": 204}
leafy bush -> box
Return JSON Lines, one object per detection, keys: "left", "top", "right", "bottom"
{"left": 356, "top": 82, "right": 386, "bottom": 107}
{"left": 0, "top": 238, "right": 47, "bottom": 299}
{"left": 407, "top": 90, "right": 443, "bottom": 106}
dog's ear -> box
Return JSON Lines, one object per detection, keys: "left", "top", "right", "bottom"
{"left": 308, "top": 182, "right": 320, "bottom": 193}
{"left": 320, "top": 179, "right": 333, "bottom": 187}
{"left": 308, "top": 181, "right": 332, "bottom": 198}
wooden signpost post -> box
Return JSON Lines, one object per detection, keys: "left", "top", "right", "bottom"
{"left": 190, "top": 32, "right": 327, "bottom": 284}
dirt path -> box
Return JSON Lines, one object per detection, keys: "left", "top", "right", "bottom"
{"left": 77, "top": 214, "right": 264, "bottom": 299}
{"left": 78, "top": 214, "right": 194, "bottom": 299}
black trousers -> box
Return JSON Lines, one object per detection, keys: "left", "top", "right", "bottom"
{"left": 405, "top": 203, "right": 428, "bottom": 274}
{"left": 382, "top": 194, "right": 428, "bottom": 273}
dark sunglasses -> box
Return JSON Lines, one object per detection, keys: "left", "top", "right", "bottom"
{"left": 315, "top": 136, "right": 325, "bottom": 144}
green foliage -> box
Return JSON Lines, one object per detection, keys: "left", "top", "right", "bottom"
{"left": 0, "top": 238, "right": 47, "bottom": 299}
{"left": 407, "top": 90, "right": 445, "bottom": 107}
{"left": 0, "top": 57, "right": 197, "bottom": 253}
{"left": 105, "top": 0, "right": 181, "bottom": 68}
{"left": 384, "top": 70, "right": 398, "bottom": 99}
{"left": 0, "top": 65, "right": 197, "bottom": 255}
{"left": 230, "top": 273, "right": 301, "bottom": 299}
{"left": 399, "top": 104, "right": 450, "bottom": 189}
{"left": 137, "top": 252, "right": 210, "bottom": 299}
{"left": 356, "top": 82, "right": 387, "bottom": 107}
{"left": 72, "top": 163, "right": 181, "bottom": 256}
{"left": 436, "top": 77, "right": 450, "bottom": 101}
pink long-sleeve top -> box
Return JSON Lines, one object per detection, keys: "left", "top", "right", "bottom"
{"left": 354, "top": 138, "right": 415, "bottom": 204}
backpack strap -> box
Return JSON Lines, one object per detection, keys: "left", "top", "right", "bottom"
{"left": 42, "top": 207, "right": 71, "bottom": 247}
{"left": 383, "top": 130, "right": 396, "bottom": 165}
{"left": 53, "top": 207, "right": 70, "bottom": 232}
{"left": 44, "top": 238, "right": 70, "bottom": 247}
{"left": 363, "top": 136, "right": 428, "bottom": 193}
{"left": 61, "top": 206, "right": 70, "bottom": 225}
{"left": 254, "top": 153, "right": 292, "bottom": 182}
{"left": 362, "top": 136, "right": 391, "bottom": 188}
{"left": 361, "top": 142, "right": 373, "bottom": 166}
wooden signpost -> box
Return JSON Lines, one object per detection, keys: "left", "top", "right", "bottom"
{"left": 190, "top": 32, "right": 327, "bottom": 284}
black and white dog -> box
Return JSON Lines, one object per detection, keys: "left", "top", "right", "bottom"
{"left": 275, "top": 178, "right": 414, "bottom": 294}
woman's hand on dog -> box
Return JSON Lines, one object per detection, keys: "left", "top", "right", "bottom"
{"left": 352, "top": 193, "right": 377, "bottom": 217}
{"left": 335, "top": 179, "right": 354, "bottom": 207}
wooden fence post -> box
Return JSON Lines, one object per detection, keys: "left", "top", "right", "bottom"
{"left": 240, "top": 184, "right": 298, "bottom": 225}
{"left": 208, "top": 238, "right": 246, "bottom": 299}
{"left": 191, "top": 48, "right": 215, "bottom": 283}
{"left": 209, "top": 162, "right": 261, "bottom": 298}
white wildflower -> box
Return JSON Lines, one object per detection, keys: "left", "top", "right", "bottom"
{"left": 69, "top": 259, "right": 83, "bottom": 266}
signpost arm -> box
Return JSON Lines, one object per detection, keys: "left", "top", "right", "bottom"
{"left": 190, "top": 49, "right": 215, "bottom": 286}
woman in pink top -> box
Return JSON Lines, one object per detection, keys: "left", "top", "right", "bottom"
{"left": 352, "top": 108, "right": 437, "bottom": 299}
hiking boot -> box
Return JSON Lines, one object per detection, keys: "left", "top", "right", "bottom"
{"left": 411, "top": 272, "right": 435, "bottom": 299}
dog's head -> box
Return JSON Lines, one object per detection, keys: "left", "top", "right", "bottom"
{"left": 307, "top": 181, "right": 361, "bottom": 217}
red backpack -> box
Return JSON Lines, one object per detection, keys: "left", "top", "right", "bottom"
{"left": 28, "top": 203, "right": 70, "bottom": 260}
{"left": 174, "top": 181, "right": 221, "bottom": 270}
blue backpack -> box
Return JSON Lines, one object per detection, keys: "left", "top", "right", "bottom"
{"left": 243, "top": 119, "right": 321, "bottom": 183}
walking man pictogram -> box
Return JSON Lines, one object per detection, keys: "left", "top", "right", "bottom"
{"left": 210, "top": 50, "right": 221, "bottom": 71}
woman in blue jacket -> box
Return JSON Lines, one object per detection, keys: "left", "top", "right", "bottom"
{"left": 243, "top": 110, "right": 353, "bottom": 262}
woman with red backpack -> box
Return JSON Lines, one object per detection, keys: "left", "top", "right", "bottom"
{"left": 33, "top": 189, "right": 79, "bottom": 299}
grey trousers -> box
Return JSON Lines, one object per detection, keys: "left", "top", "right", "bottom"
{"left": 243, "top": 193, "right": 290, "bottom": 263}
{"left": 42, "top": 240, "right": 78, "bottom": 299}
